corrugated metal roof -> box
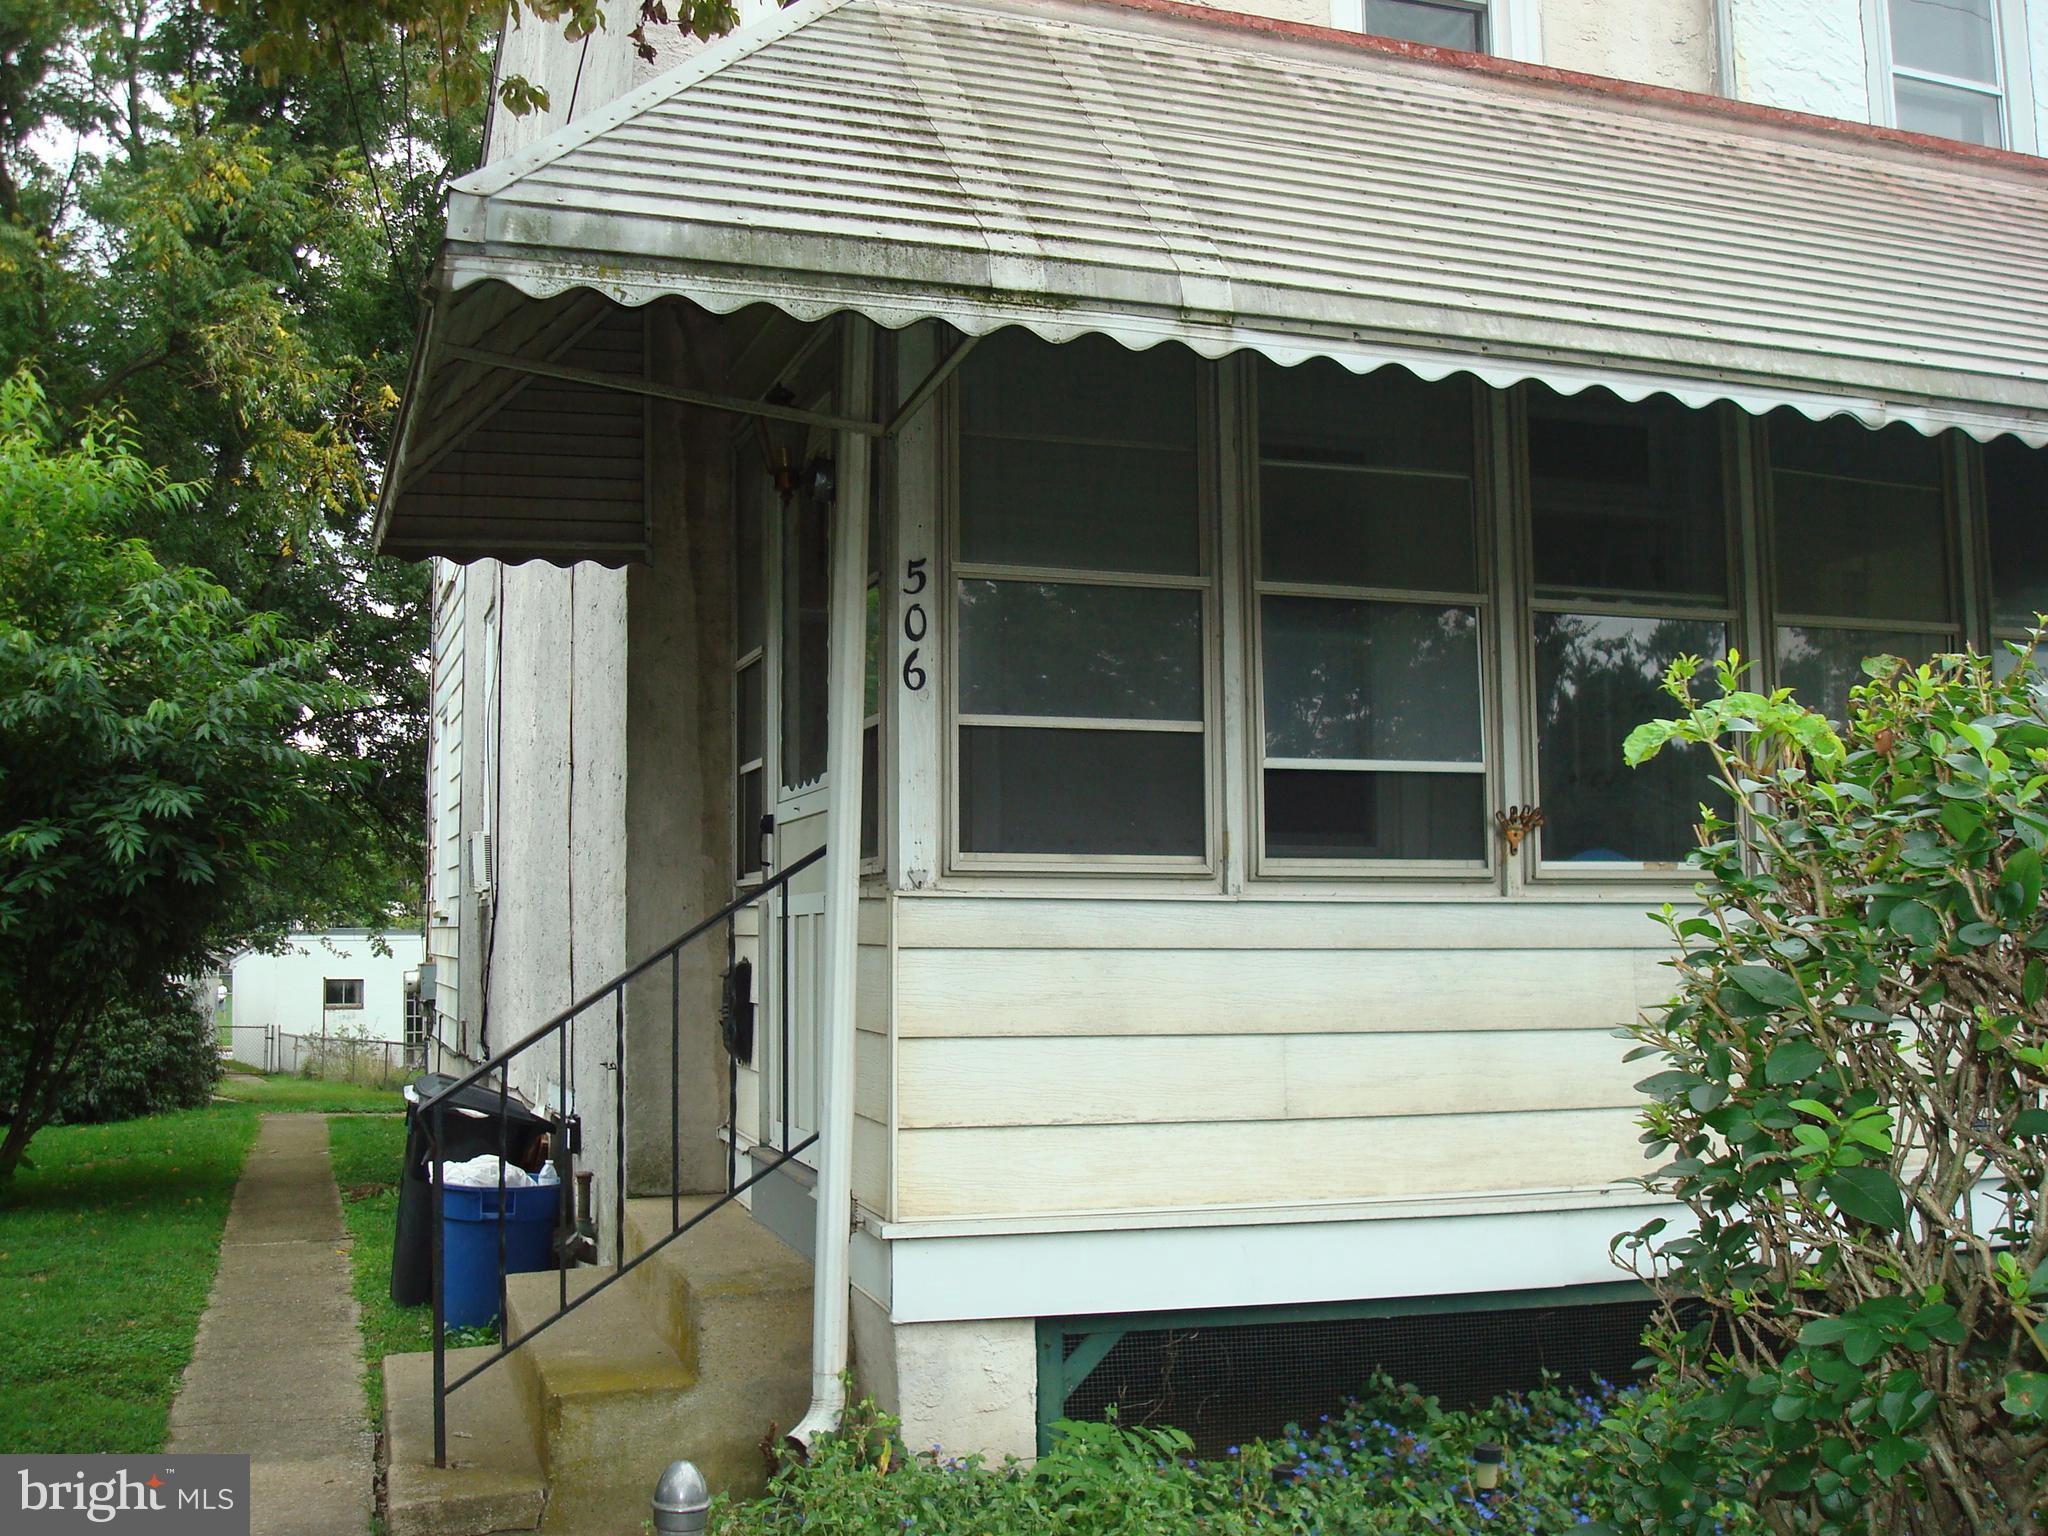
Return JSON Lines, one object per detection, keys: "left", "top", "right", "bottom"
{"left": 428, "top": 0, "right": 2048, "bottom": 445}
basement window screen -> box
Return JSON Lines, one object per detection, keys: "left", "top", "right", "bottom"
{"left": 1527, "top": 387, "right": 1731, "bottom": 872}
{"left": 1883, "top": 0, "right": 2012, "bottom": 147}
{"left": 1767, "top": 411, "right": 1956, "bottom": 723}
{"left": 324, "top": 978, "right": 364, "bottom": 1010}
{"left": 1253, "top": 359, "right": 1487, "bottom": 869}
{"left": 1048, "top": 1295, "right": 1668, "bottom": 1459}
{"left": 1335, "top": 0, "right": 1489, "bottom": 51}
{"left": 953, "top": 331, "right": 1210, "bottom": 864}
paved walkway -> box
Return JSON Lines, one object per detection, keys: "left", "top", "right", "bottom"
{"left": 168, "top": 1114, "right": 372, "bottom": 1535}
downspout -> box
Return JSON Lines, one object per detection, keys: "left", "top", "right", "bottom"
{"left": 1712, "top": 0, "right": 1737, "bottom": 98}
{"left": 789, "top": 316, "right": 876, "bottom": 1450}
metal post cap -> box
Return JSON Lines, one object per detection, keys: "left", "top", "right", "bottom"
{"left": 652, "top": 1460, "right": 711, "bottom": 1536}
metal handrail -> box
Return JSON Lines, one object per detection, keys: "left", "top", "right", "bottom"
{"left": 424, "top": 846, "right": 827, "bottom": 1466}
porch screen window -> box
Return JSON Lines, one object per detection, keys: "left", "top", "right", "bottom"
{"left": 1254, "top": 359, "right": 1486, "bottom": 865}
{"left": 1768, "top": 412, "right": 1954, "bottom": 721}
{"left": 955, "top": 331, "right": 1207, "bottom": 860}
{"left": 1985, "top": 436, "right": 2048, "bottom": 669}
{"left": 1527, "top": 388, "right": 1729, "bottom": 870}
{"left": 1884, "top": 0, "right": 2008, "bottom": 147}
{"left": 324, "top": 978, "right": 363, "bottom": 1009}
{"left": 781, "top": 475, "right": 830, "bottom": 792}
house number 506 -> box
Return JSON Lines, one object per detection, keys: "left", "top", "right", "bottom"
{"left": 901, "top": 558, "right": 929, "bottom": 692}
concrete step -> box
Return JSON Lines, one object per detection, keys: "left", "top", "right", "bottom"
{"left": 382, "top": 1200, "right": 814, "bottom": 1536}
{"left": 385, "top": 1347, "right": 548, "bottom": 1536}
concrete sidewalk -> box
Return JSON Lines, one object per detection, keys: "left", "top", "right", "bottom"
{"left": 168, "top": 1113, "right": 371, "bottom": 1535}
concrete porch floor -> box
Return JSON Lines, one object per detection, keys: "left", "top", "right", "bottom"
{"left": 384, "top": 1198, "right": 811, "bottom": 1536}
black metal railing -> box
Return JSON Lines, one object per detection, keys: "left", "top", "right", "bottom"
{"left": 421, "top": 846, "right": 825, "bottom": 1466}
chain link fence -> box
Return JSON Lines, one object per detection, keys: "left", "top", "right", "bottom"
{"left": 220, "top": 1022, "right": 425, "bottom": 1086}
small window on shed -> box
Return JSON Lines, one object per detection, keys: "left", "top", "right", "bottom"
{"left": 324, "top": 978, "right": 364, "bottom": 1010}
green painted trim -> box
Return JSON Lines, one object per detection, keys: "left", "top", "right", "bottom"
{"left": 1041, "top": 1281, "right": 1653, "bottom": 1342}
{"left": 1033, "top": 1321, "right": 1066, "bottom": 1456}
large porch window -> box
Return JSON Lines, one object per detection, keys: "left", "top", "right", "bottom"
{"left": 1253, "top": 360, "right": 1489, "bottom": 869}
{"left": 905, "top": 335, "right": 2047, "bottom": 887}
{"left": 1527, "top": 388, "right": 1731, "bottom": 872}
{"left": 951, "top": 332, "right": 1211, "bottom": 866}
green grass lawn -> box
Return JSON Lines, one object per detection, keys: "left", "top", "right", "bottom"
{"left": 329, "top": 1114, "right": 431, "bottom": 1426}
{"left": 217, "top": 1071, "right": 406, "bottom": 1114}
{"left": 0, "top": 1104, "right": 260, "bottom": 1453}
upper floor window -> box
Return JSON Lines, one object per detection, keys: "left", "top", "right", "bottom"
{"left": 1880, "top": 0, "right": 2019, "bottom": 146}
{"left": 1340, "top": 0, "right": 1489, "bottom": 51}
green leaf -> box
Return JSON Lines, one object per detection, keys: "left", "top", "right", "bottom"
{"left": 2013, "top": 1108, "right": 2048, "bottom": 1138}
{"left": 1869, "top": 1435, "right": 1925, "bottom": 1480}
{"left": 2026, "top": 959, "right": 2046, "bottom": 1010}
{"left": 1766, "top": 1038, "right": 1827, "bottom": 1086}
{"left": 2003, "top": 1372, "right": 2048, "bottom": 1420}
{"left": 2005, "top": 847, "right": 2045, "bottom": 919}
{"left": 1824, "top": 1166, "right": 1906, "bottom": 1230}
{"left": 1888, "top": 900, "right": 1941, "bottom": 947}
{"left": 1729, "top": 964, "right": 1806, "bottom": 1010}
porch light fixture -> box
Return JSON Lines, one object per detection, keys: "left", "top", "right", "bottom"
{"left": 755, "top": 387, "right": 835, "bottom": 507}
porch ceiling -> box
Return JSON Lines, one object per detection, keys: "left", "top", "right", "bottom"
{"left": 376, "top": 0, "right": 2048, "bottom": 563}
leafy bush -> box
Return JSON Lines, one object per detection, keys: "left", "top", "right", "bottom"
{"left": 714, "top": 1376, "right": 1720, "bottom": 1535}
{"left": 1613, "top": 647, "right": 2048, "bottom": 1533}
{"left": 0, "top": 984, "right": 221, "bottom": 1129}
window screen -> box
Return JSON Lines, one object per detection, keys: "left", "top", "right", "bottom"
{"left": 955, "top": 331, "right": 1208, "bottom": 862}
{"left": 1255, "top": 359, "right": 1485, "bottom": 866}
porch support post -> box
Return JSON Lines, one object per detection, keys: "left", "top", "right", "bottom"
{"left": 792, "top": 315, "right": 875, "bottom": 1447}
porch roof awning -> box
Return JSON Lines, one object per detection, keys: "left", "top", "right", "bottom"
{"left": 377, "top": 0, "right": 2048, "bottom": 563}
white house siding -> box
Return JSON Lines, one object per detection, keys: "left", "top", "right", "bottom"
{"left": 1727, "top": 0, "right": 1871, "bottom": 119}
{"left": 428, "top": 563, "right": 465, "bottom": 1044}
{"left": 228, "top": 932, "right": 426, "bottom": 1062}
{"left": 885, "top": 895, "right": 1664, "bottom": 1223}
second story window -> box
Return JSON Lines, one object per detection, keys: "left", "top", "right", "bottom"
{"left": 1882, "top": 0, "right": 2012, "bottom": 146}
{"left": 1337, "top": 0, "right": 1489, "bottom": 52}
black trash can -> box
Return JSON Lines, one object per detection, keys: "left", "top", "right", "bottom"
{"left": 391, "top": 1073, "right": 553, "bottom": 1307}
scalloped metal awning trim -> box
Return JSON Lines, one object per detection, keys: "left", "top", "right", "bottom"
{"left": 378, "top": 0, "right": 2048, "bottom": 562}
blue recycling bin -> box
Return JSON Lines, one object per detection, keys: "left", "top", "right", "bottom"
{"left": 439, "top": 1183, "right": 561, "bottom": 1329}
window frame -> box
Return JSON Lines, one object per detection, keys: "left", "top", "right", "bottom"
{"left": 1332, "top": 0, "right": 1544, "bottom": 62}
{"left": 1865, "top": 0, "right": 2039, "bottom": 153}
{"left": 1248, "top": 373, "right": 1501, "bottom": 883}
{"left": 324, "top": 977, "right": 365, "bottom": 1011}
{"left": 1755, "top": 411, "right": 1966, "bottom": 724}
{"left": 1516, "top": 394, "right": 1747, "bottom": 884}
{"left": 942, "top": 361, "right": 1223, "bottom": 879}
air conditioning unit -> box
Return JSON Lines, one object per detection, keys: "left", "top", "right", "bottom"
{"left": 468, "top": 830, "right": 494, "bottom": 902}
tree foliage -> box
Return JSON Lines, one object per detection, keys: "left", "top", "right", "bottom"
{"left": 0, "top": 370, "right": 355, "bottom": 1179}
{"left": 2, "top": 0, "right": 483, "bottom": 926}
{"left": 1608, "top": 649, "right": 2048, "bottom": 1533}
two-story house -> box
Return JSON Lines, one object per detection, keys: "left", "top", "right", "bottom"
{"left": 377, "top": 2, "right": 2048, "bottom": 1531}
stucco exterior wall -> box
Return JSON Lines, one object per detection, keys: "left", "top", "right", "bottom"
{"left": 850, "top": 1290, "right": 1039, "bottom": 1462}
{"left": 1726, "top": 0, "right": 1871, "bottom": 120}
{"left": 1540, "top": 0, "right": 1714, "bottom": 90}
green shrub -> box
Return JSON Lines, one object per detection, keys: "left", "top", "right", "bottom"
{"left": 1612, "top": 646, "right": 2048, "bottom": 1533}
{"left": 714, "top": 1376, "right": 1728, "bottom": 1535}
{"left": 0, "top": 984, "right": 220, "bottom": 1128}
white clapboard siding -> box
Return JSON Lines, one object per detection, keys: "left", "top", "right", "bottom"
{"left": 896, "top": 947, "right": 1651, "bottom": 1038}
{"left": 896, "top": 1030, "right": 1640, "bottom": 1129}
{"left": 893, "top": 1109, "right": 1649, "bottom": 1220}
{"left": 894, "top": 896, "right": 1678, "bottom": 952}
{"left": 854, "top": 1113, "right": 889, "bottom": 1213}
{"left": 855, "top": 1027, "right": 890, "bottom": 1125}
